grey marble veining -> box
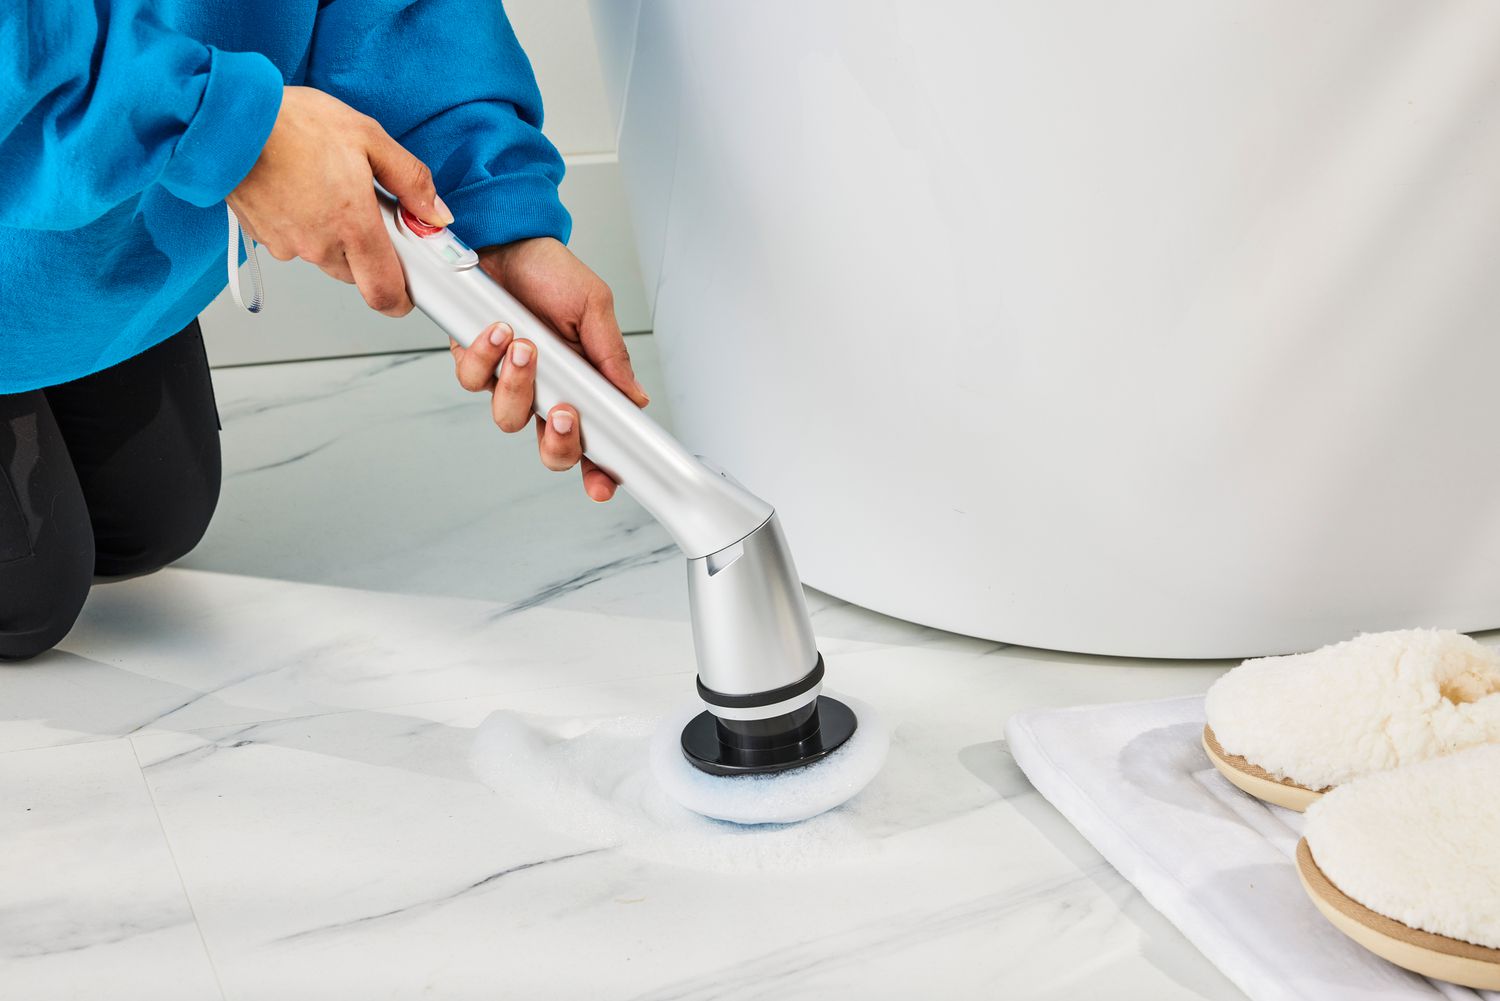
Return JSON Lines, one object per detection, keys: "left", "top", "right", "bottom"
{"left": 0, "top": 740, "right": 221, "bottom": 1000}
{"left": 0, "top": 346, "right": 1248, "bottom": 1000}
{"left": 184, "top": 340, "right": 690, "bottom": 620}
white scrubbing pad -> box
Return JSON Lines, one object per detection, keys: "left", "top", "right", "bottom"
{"left": 1305, "top": 743, "right": 1500, "bottom": 949}
{"left": 467, "top": 698, "right": 897, "bottom": 872}
{"left": 649, "top": 695, "right": 890, "bottom": 826}
{"left": 1205, "top": 629, "right": 1500, "bottom": 790}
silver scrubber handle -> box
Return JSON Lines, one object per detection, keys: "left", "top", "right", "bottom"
{"left": 381, "top": 191, "right": 821, "bottom": 707}
{"left": 377, "top": 190, "right": 772, "bottom": 559}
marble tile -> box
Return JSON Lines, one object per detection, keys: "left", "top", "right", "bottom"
{"left": 0, "top": 648, "right": 227, "bottom": 754}
{"left": 183, "top": 343, "right": 689, "bottom": 620}
{"left": 0, "top": 739, "right": 222, "bottom": 1001}
{"left": 8, "top": 560, "right": 1224, "bottom": 757}
{"left": 126, "top": 623, "right": 1239, "bottom": 1001}
{"left": 1, "top": 347, "right": 1253, "bottom": 999}
{"left": 187, "top": 343, "right": 864, "bottom": 630}
{"left": 4, "top": 569, "right": 699, "bottom": 751}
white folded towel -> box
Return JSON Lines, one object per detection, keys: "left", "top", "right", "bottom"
{"left": 1005, "top": 695, "right": 1500, "bottom": 1001}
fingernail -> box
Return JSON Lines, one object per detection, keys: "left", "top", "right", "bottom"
{"left": 552, "top": 411, "right": 575, "bottom": 434}
{"left": 487, "top": 322, "right": 512, "bottom": 347}
{"left": 433, "top": 195, "right": 454, "bottom": 226}
{"left": 633, "top": 380, "right": 651, "bottom": 403}
{"left": 511, "top": 342, "right": 533, "bottom": 367}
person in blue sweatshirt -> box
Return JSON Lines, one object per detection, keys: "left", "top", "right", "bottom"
{"left": 0, "top": 3, "right": 647, "bottom": 659}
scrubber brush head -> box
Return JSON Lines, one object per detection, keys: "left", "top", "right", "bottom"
{"left": 652, "top": 693, "right": 889, "bottom": 825}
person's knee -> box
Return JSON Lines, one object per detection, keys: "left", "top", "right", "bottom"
{"left": 0, "top": 612, "right": 81, "bottom": 660}
{"left": 93, "top": 472, "right": 220, "bottom": 578}
{"left": 0, "top": 547, "right": 92, "bottom": 661}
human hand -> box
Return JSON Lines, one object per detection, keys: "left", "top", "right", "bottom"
{"left": 449, "top": 238, "right": 649, "bottom": 502}
{"left": 226, "top": 86, "right": 451, "bottom": 317}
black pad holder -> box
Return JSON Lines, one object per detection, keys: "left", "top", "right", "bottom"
{"left": 681, "top": 678, "right": 859, "bottom": 777}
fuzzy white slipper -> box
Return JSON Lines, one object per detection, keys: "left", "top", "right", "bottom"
{"left": 1298, "top": 744, "right": 1500, "bottom": 988}
{"left": 1204, "top": 629, "right": 1500, "bottom": 802}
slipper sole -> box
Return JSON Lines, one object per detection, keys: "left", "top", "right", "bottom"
{"left": 1297, "top": 839, "right": 1500, "bottom": 990}
{"left": 1202, "top": 725, "right": 1326, "bottom": 812}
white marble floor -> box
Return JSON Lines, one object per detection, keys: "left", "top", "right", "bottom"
{"left": 2, "top": 342, "right": 1247, "bottom": 1001}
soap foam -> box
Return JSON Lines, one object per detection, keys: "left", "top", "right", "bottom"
{"left": 468, "top": 694, "right": 893, "bottom": 872}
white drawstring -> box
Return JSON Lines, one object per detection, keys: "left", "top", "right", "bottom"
{"left": 226, "top": 205, "right": 264, "bottom": 314}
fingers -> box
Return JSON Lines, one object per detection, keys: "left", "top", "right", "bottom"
{"left": 452, "top": 318, "right": 620, "bottom": 502}
{"left": 452, "top": 323, "right": 511, "bottom": 392}
{"left": 535, "top": 405, "right": 582, "bottom": 472}
{"left": 491, "top": 339, "right": 537, "bottom": 432}
{"left": 343, "top": 189, "right": 412, "bottom": 316}
{"left": 534, "top": 405, "right": 619, "bottom": 502}
{"left": 365, "top": 126, "right": 452, "bottom": 228}
{"left": 580, "top": 458, "right": 618, "bottom": 502}
{"left": 576, "top": 284, "right": 650, "bottom": 407}
{"left": 226, "top": 88, "right": 455, "bottom": 319}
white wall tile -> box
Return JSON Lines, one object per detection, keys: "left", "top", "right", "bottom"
{"left": 587, "top": 0, "right": 642, "bottom": 136}
{"left": 506, "top": 0, "right": 618, "bottom": 155}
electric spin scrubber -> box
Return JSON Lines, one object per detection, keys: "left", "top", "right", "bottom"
{"left": 376, "top": 191, "right": 884, "bottom": 815}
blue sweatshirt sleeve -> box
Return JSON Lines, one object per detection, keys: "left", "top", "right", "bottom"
{"left": 0, "top": 2, "right": 285, "bottom": 230}
{"left": 306, "top": 0, "right": 571, "bottom": 250}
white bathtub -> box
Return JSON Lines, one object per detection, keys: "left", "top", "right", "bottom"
{"left": 593, "top": 1, "right": 1500, "bottom": 657}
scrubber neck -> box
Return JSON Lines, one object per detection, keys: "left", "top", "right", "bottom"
{"left": 377, "top": 188, "right": 772, "bottom": 560}
{"left": 380, "top": 190, "right": 821, "bottom": 717}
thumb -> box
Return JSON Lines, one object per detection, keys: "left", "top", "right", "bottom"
{"left": 366, "top": 130, "right": 452, "bottom": 227}
{"left": 579, "top": 292, "right": 649, "bottom": 407}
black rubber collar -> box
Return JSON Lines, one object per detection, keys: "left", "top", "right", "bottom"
{"left": 696, "top": 654, "right": 824, "bottom": 710}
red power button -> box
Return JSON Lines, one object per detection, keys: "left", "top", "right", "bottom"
{"left": 400, "top": 206, "right": 445, "bottom": 237}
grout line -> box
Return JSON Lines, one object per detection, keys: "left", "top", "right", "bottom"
{"left": 210, "top": 346, "right": 446, "bottom": 370}
{"left": 128, "top": 737, "right": 231, "bottom": 1001}
{"left": 0, "top": 661, "right": 698, "bottom": 756}
{"left": 40, "top": 630, "right": 902, "bottom": 753}
{"left": 612, "top": 2, "right": 643, "bottom": 153}
{"left": 147, "top": 665, "right": 699, "bottom": 744}
{"left": 209, "top": 329, "right": 653, "bottom": 372}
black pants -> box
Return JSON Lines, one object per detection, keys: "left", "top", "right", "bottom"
{"left": 0, "top": 322, "right": 221, "bottom": 659}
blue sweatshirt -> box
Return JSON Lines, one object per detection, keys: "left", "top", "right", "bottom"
{"left": 0, "top": 1, "right": 570, "bottom": 393}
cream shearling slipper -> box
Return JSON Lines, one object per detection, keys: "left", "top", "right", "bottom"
{"left": 1203, "top": 628, "right": 1500, "bottom": 810}
{"left": 1297, "top": 744, "right": 1500, "bottom": 989}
